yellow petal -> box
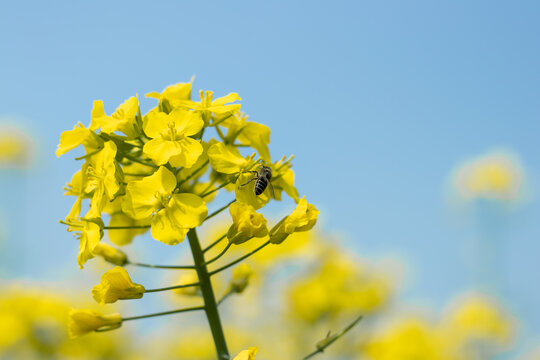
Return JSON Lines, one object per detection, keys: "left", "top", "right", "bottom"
{"left": 208, "top": 142, "right": 254, "bottom": 174}
{"left": 122, "top": 167, "right": 176, "bottom": 219}
{"left": 91, "top": 266, "right": 145, "bottom": 304}
{"left": 143, "top": 137, "right": 183, "bottom": 165}
{"left": 169, "top": 138, "right": 203, "bottom": 168}
{"left": 151, "top": 208, "right": 190, "bottom": 245}
{"left": 68, "top": 309, "right": 122, "bottom": 338}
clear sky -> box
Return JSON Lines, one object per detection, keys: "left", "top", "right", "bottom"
{"left": 1, "top": 0, "right": 540, "bottom": 356}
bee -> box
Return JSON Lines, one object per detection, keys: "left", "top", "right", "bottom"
{"left": 240, "top": 165, "right": 275, "bottom": 198}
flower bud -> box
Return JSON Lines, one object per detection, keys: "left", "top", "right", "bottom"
{"left": 230, "top": 264, "right": 253, "bottom": 293}
{"left": 269, "top": 197, "right": 319, "bottom": 244}
{"left": 92, "top": 267, "right": 145, "bottom": 304}
{"left": 68, "top": 309, "right": 122, "bottom": 338}
{"left": 227, "top": 202, "right": 268, "bottom": 245}
{"left": 93, "top": 243, "right": 128, "bottom": 266}
{"left": 174, "top": 272, "right": 200, "bottom": 297}
{"left": 232, "top": 347, "right": 258, "bottom": 360}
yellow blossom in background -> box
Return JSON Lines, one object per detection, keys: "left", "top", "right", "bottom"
{"left": 270, "top": 197, "right": 319, "bottom": 244}
{"left": 288, "top": 251, "right": 392, "bottom": 323}
{"left": 69, "top": 309, "right": 122, "bottom": 338}
{"left": 452, "top": 149, "right": 524, "bottom": 201}
{"left": 219, "top": 112, "right": 271, "bottom": 162}
{"left": 93, "top": 243, "right": 128, "bottom": 266}
{"left": 227, "top": 202, "right": 268, "bottom": 244}
{"left": 90, "top": 96, "right": 140, "bottom": 139}
{"left": 441, "top": 293, "right": 513, "bottom": 349}
{"left": 362, "top": 318, "right": 452, "bottom": 360}
{"left": 173, "top": 272, "right": 201, "bottom": 297}
{"left": 233, "top": 347, "right": 258, "bottom": 360}
{"left": 0, "top": 123, "right": 35, "bottom": 169}
{"left": 230, "top": 264, "right": 254, "bottom": 293}
{"left": 92, "top": 266, "right": 145, "bottom": 304}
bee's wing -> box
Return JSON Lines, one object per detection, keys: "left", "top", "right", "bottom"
{"left": 269, "top": 181, "right": 275, "bottom": 199}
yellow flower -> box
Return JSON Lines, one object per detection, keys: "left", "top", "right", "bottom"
{"left": 208, "top": 142, "right": 256, "bottom": 174}
{"left": 232, "top": 347, "right": 258, "bottom": 360}
{"left": 68, "top": 309, "right": 122, "bottom": 338}
{"left": 270, "top": 156, "right": 299, "bottom": 202}
{"left": 56, "top": 122, "right": 103, "bottom": 157}
{"left": 453, "top": 150, "right": 523, "bottom": 201}
{"left": 66, "top": 218, "right": 104, "bottom": 269}
{"left": 85, "top": 141, "right": 123, "bottom": 219}
{"left": 234, "top": 172, "right": 271, "bottom": 210}
{"left": 179, "top": 90, "right": 241, "bottom": 123}
{"left": 142, "top": 108, "right": 204, "bottom": 167}
{"left": 92, "top": 267, "right": 145, "bottom": 304}
{"left": 362, "top": 318, "right": 448, "bottom": 360}
{"left": 93, "top": 243, "right": 128, "bottom": 266}
{"left": 219, "top": 112, "right": 271, "bottom": 162}
{"left": 442, "top": 294, "right": 513, "bottom": 347}
{"left": 122, "top": 167, "right": 207, "bottom": 245}
{"left": 90, "top": 96, "right": 140, "bottom": 139}
{"left": 0, "top": 125, "right": 34, "bottom": 169}
{"left": 146, "top": 81, "right": 193, "bottom": 109}
{"left": 230, "top": 264, "right": 253, "bottom": 293}
{"left": 227, "top": 202, "right": 268, "bottom": 244}
{"left": 269, "top": 197, "right": 319, "bottom": 244}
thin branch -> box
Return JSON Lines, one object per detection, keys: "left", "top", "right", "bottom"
{"left": 302, "top": 315, "right": 364, "bottom": 360}
{"left": 209, "top": 240, "right": 269, "bottom": 276}
{"left": 128, "top": 261, "right": 196, "bottom": 270}
{"left": 122, "top": 305, "right": 205, "bottom": 322}
{"left": 217, "top": 289, "right": 234, "bottom": 306}
{"left": 145, "top": 281, "right": 200, "bottom": 293}
{"left": 205, "top": 199, "right": 236, "bottom": 221}
{"left": 203, "top": 233, "right": 227, "bottom": 253}
{"left": 104, "top": 225, "right": 150, "bottom": 230}
{"left": 205, "top": 243, "right": 232, "bottom": 265}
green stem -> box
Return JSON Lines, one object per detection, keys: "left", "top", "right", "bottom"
{"left": 205, "top": 199, "right": 237, "bottom": 221}
{"left": 122, "top": 305, "right": 205, "bottom": 322}
{"left": 128, "top": 261, "right": 195, "bottom": 270}
{"left": 145, "top": 282, "right": 200, "bottom": 293}
{"left": 209, "top": 240, "right": 270, "bottom": 276}
{"left": 121, "top": 153, "right": 158, "bottom": 168}
{"left": 187, "top": 228, "right": 229, "bottom": 360}
{"left": 205, "top": 243, "right": 232, "bottom": 265}
{"left": 177, "top": 159, "right": 209, "bottom": 187}
{"left": 104, "top": 225, "right": 150, "bottom": 230}
{"left": 203, "top": 233, "right": 227, "bottom": 253}
{"left": 302, "top": 315, "right": 364, "bottom": 360}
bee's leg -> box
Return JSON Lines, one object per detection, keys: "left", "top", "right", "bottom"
{"left": 269, "top": 181, "right": 275, "bottom": 199}
{"left": 240, "top": 176, "right": 258, "bottom": 187}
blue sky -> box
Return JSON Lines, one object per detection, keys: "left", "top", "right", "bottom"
{"left": 1, "top": 0, "right": 540, "bottom": 355}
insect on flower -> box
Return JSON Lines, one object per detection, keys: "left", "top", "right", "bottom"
{"left": 241, "top": 165, "right": 275, "bottom": 198}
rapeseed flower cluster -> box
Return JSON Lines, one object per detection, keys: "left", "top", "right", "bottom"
{"left": 57, "top": 80, "right": 318, "bottom": 359}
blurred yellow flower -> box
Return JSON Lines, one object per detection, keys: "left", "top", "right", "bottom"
{"left": 0, "top": 124, "right": 35, "bottom": 168}
{"left": 270, "top": 197, "right": 319, "bottom": 244}
{"left": 441, "top": 293, "right": 513, "bottom": 347}
{"left": 227, "top": 202, "right": 268, "bottom": 244}
{"left": 453, "top": 150, "right": 523, "bottom": 201}
{"left": 93, "top": 243, "right": 128, "bottom": 266}
{"left": 173, "top": 272, "right": 200, "bottom": 297}
{"left": 233, "top": 347, "right": 258, "bottom": 360}
{"left": 230, "top": 264, "right": 254, "bottom": 293}
{"left": 288, "top": 252, "right": 392, "bottom": 323}
{"left": 363, "top": 318, "right": 451, "bottom": 360}
{"left": 92, "top": 267, "right": 145, "bottom": 304}
{"left": 68, "top": 309, "right": 122, "bottom": 338}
